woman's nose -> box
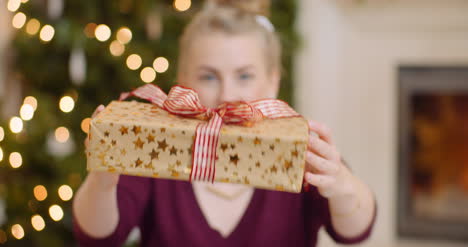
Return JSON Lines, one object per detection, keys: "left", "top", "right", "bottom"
{"left": 218, "top": 81, "right": 239, "bottom": 103}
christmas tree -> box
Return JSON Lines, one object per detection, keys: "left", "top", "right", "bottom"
{"left": 0, "top": 0, "right": 298, "bottom": 246}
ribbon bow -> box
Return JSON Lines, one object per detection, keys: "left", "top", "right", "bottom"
{"left": 120, "top": 84, "right": 300, "bottom": 182}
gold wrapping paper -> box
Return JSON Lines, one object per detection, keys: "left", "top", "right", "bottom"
{"left": 87, "top": 100, "right": 309, "bottom": 193}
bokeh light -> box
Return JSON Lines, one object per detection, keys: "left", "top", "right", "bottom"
{"left": 116, "top": 27, "right": 132, "bottom": 44}
{"left": 59, "top": 96, "right": 75, "bottom": 113}
{"left": 126, "top": 54, "right": 142, "bottom": 70}
{"left": 25, "top": 18, "right": 40, "bottom": 35}
{"left": 31, "top": 215, "right": 45, "bottom": 231}
{"left": 20, "top": 104, "right": 34, "bottom": 121}
{"left": 12, "top": 12, "right": 26, "bottom": 29}
{"left": 49, "top": 205, "right": 64, "bottom": 221}
{"left": 0, "top": 126, "right": 4, "bottom": 142}
{"left": 81, "top": 118, "right": 91, "bottom": 134}
{"left": 33, "top": 185, "right": 47, "bottom": 201}
{"left": 95, "top": 24, "right": 111, "bottom": 42}
{"left": 9, "top": 152, "right": 22, "bottom": 168}
{"left": 9, "top": 117, "right": 23, "bottom": 133}
{"left": 7, "top": 0, "right": 21, "bottom": 12}
{"left": 174, "top": 0, "right": 191, "bottom": 12}
{"left": 140, "top": 67, "right": 156, "bottom": 83}
{"left": 109, "top": 40, "right": 125, "bottom": 56}
{"left": 55, "top": 127, "right": 69, "bottom": 143}
{"left": 58, "top": 185, "right": 73, "bottom": 201}
{"left": 11, "top": 224, "right": 24, "bottom": 240}
{"left": 39, "top": 25, "right": 55, "bottom": 42}
{"left": 24, "top": 96, "right": 38, "bottom": 110}
{"left": 153, "top": 57, "right": 169, "bottom": 73}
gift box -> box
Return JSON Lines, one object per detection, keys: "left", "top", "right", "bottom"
{"left": 86, "top": 85, "right": 309, "bottom": 193}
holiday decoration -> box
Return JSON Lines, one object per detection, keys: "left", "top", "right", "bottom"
{"left": 87, "top": 85, "right": 308, "bottom": 192}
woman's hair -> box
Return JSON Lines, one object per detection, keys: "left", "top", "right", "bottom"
{"left": 178, "top": 0, "right": 281, "bottom": 74}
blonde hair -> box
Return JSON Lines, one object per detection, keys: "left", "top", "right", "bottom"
{"left": 178, "top": 0, "right": 281, "bottom": 74}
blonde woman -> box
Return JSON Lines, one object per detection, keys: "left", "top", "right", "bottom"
{"left": 73, "top": 1, "right": 377, "bottom": 246}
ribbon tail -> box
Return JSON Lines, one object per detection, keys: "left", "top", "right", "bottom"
{"left": 190, "top": 113, "right": 222, "bottom": 183}
{"left": 119, "top": 84, "right": 168, "bottom": 108}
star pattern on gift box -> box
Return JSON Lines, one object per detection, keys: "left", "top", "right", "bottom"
{"left": 134, "top": 158, "right": 143, "bottom": 168}
{"left": 132, "top": 125, "right": 142, "bottom": 135}
{"left": 230, "top": 154, "right": 240, "bottom": 165}
{"left": 291, "top": 149, "right": 299, "bottom": 158}
{"left": 237, "top": 136, "right": 243, "bottom": 143}
{"left": 111, "top": 140, "right": 117, "bottom": 146}
{"left": 133, "top": 137, "right": 145, "bottom": 149}
{"left": 149, "top": 149, "right": 159, "bottom": 160}
{"left": 119, "top": 126, "right": 129, "bottom": 135}
{"left": 270, "top": 165, "right": 278, "bottom": 173}
{"left": 220, "top": 143, "right": 228, "bottom": 152}
{"left": 169, "top": 146, "right": 178, "bottom": 156}
{"left": 269, "top": 144, "right": 275, "bottom": 151}
{"left": 254, "top": 137, "right": 262, "bottom": 145}
{"left": 147, "top": 134, "right": 155, "bottom": 143}
{"left": 283, "top": 160, "right": 293, "bottom": 170}
{"left": 158, "top": 139, "right": 168, "bottom": 151}
{"left": 104, "top": 131, "right": 110, "bottom": 137}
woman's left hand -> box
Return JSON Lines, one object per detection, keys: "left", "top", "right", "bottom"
{"left": 304, "top": 120, "right": 354, "bottom": 199}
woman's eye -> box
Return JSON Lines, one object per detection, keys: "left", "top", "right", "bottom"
{"left": 199, "top": 74, "right": 217, "bottom": 81}
{"left": 239, "top": 73, "right": 254, "bottom": 80}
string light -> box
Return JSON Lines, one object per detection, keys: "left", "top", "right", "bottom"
{"left": 31, "top": 215, "right": 45, "bottom": 231}
{"left": 59, "top": 96, "right": 75, "bottom": 113}
{"left": 58, "top": 185, "right": 73, "bottom": 201}
{"left": 24, "top": 96, "right": 38, "bottom": 110}
{"left": 116, "top": 27, "right": 132, "bottom": 44}
{"left": 126, "top": 54, "right": 142, "bottom": 70}
{"left": 174, "top": 0, "right": 191, "bottom": 12}
{"left": 25, "top": 18, "right": 40, "bottom": 35}
{"left": 21, "top": 0, "right": 28, "bottom": 3}
{"left": 83, "top": 23, "right": 97, "bottom": 38}
{"left": 95, "top": 24, "right": 111, "bottom": 42}
{"left": 140, "top": 67, "right": 156, "bottom": 83}
{"left": 7, "top": 0, "right": 21, "bottom": 12}
{"left": 81, "top": 118, "right": 91, "bottom": 134}
{"left": 0, "top": 126, "right": 4, "bottom": 142}
{"left": 109, "top": 40, "right": 125, "bottom": 56}
{"left": 153, "top": 57, "right": 169, "bottom": 73}
{"left": 12, "top": 12, "right": 26, "bottom": 29}
{"left": 20, "top": 104, "right": 34, "bottom": 121}
{"left": 0, "top": 147, "right": 3, "bottom": 162}
{"left": 49, "top": 205, "right": 64, "bottom": 221}
{"left": 55, "top": 127, "right": 69, "bottom": 143}
{"left": 9, "top": 117, "right": 23, "bottom": 133}
{"left": 39, "top": 25, "right": 55, "bottom": 42}
{"left": 33, "top": 185, "right": 47, "bottom": 201}
{"left": 0, "top": 229, "right": 6, "bottom": 244}
{"left": 9, "top": 152, "right": 22, "bottom": 168}
{"left": 11, "top": 224, "right": 24, "bottom": 240}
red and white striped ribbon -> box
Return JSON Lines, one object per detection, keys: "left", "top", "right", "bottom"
{"left": 120, "top": 84, "right": 301, "bottom": 182}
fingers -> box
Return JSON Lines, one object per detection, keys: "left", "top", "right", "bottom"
{"left": 308, "top": 120, "right": 334, "bottom": 145}
{"left": 304, "top": 172, "right": 335, "bottom": 188}
{"left": 92, "top": 105, "right": 105, "bottom": 118}
{"left": 306, "top": 151, "right": 340, "bottom": 175}
{"left": 308, "top": 135, "right": 340, "bottom": 162}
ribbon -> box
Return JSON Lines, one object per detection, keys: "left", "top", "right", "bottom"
{"left": 120, "top": 84, "right": 300, "bottom": 182}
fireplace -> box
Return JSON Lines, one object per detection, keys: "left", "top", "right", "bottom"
{"left": 398, "top": 66, "right": 468, "bottom": 242}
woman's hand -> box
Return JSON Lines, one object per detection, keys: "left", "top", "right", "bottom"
{"left": 304, "top": 120, "right": 354, "bottom": 199}
{"left": 84, "top": 105, "right": 120, "bottom": 189}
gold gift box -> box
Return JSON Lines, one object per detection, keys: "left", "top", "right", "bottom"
{"left": 87, "top": 100, "right": 309, "bottom": 193}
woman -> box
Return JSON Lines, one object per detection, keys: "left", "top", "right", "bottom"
{"left": 73, "top": 0, "right": 377, "bottom": 246}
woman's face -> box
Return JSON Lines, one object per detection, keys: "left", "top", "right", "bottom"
{"left": 177, "top": 33, "right": 280, "bottom": 108}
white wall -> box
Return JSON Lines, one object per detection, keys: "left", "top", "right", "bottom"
{"left": 295, "top": 0, "right": 468, "bottom": 247}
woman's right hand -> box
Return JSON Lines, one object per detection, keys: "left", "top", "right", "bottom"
{"left": 84, "top": 104, "right": 120, "bottom": 189}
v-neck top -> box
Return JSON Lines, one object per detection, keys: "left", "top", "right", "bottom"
{"left": 73, "top": 175, "right": 376, "bottom": 247}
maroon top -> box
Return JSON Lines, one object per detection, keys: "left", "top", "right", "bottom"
{"left": 73, "top": 175, "right": 376, "bottom": 247}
